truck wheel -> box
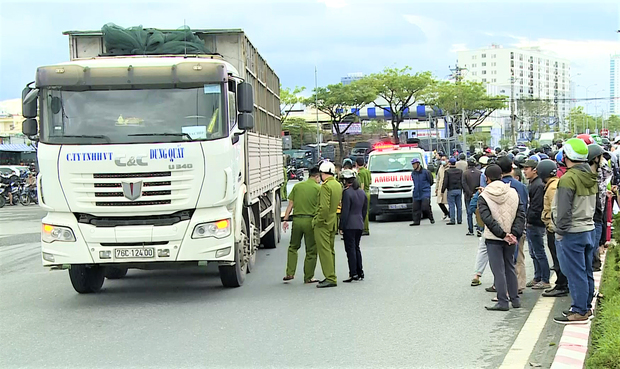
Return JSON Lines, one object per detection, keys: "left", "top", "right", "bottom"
{"left": 0, "top": 196, "right": 5, "bottom": 208}
{"left": 105, "top": 267, "right": 128, "bottom": 279}
{"left": 247, "top": 210, "right": 259, "bottom": 273}
{"left": 369, "top": 213, "right": 377, "bottom": 222}
{"left": 262, "top": 196, "right": 280, "bottom": 249}
{"left": 219, "top": 213, "right": 248, "bottom": 287}
{"left": 68, "top": 265, "right": 105, "bottom": 293}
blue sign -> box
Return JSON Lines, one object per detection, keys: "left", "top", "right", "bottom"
{"left": 66, "top": 152, "right": 113, "bottom": 162}
{"left": 149, "top": 147, "right": 185, "bottom": 162}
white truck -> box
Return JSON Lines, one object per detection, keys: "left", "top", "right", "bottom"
{"left": 21, "top": 28, "right": 283, "bottom": 292}
{"left": 367, "top": 143, "right": 427, "bottom": 221}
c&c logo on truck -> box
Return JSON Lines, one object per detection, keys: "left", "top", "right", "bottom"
{"left": 115, "top": 155, "right": 147, "bottom": 167}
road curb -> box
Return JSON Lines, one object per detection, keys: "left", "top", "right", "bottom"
{"left": 550, "top": 249, "right": 606, "bottom": 369}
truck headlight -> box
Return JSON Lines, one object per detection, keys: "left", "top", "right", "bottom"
{"left": 192, "top": 219, "right": 231, "bottom": 239}
{"left": 42, "top": 224, "right": 76, "bottom": 243}
{"left": 370, "top": 186, "right": 379, "bottom": 195}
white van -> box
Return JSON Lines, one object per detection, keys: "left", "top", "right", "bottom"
{"left": 367, "top": 143, "right": 427, "bottom": 220}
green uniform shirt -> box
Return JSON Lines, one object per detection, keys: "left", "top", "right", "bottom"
{"left": 288, "top": 178, "right": 321, "bottom": 216}
{"left": 358, "top": 167, "right": 372, "bottom": 193}
{"left": 314, "top": 176, "right": 343, "bottom": 231}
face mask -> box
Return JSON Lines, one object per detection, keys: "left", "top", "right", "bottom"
{"left": 441, "top": 161, "right": 447, "bottom": 165}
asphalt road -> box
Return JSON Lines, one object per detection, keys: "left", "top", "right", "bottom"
{"left": 0, "top": 187, "right": 564, "bottom": 369}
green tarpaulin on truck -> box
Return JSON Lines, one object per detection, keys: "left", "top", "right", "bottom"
{"left": 101, "top": 23, "right": 211, "bottom": 55}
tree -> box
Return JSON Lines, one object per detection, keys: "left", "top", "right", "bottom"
{"left": 305, "top": 81, "right": 376, "bottom": 159}
{"left": 517, "top": 98, "right": 554, "bottom": 138}
{"left": 280, "top": 85, "right": 306, "bottom": 122}
{"left": 359, "top": 67, "right": 434, "bottom": 144}
{"left": 427, "top": 80, "right": 507, "bottom": 136}
{"left": 362, "top": 120, "right": 389, "bottom": 135}
{"left": 603, "top": 114, "right": 620, "bottom": 134}
{"left": 466, "top": 132, "right": 491, "bottom": 147}
{"left": 566, "top": 106, "right": 596, "bottom": 134}
{"left": 282, "top": 117, "right": 314, "bottom": 149}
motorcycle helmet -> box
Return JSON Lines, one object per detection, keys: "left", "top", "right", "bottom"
{"left": 479, "top": 156, "right": 489, "bottom": 166}
{"left": 467, "top": 156, "right": 477, "bottom": 166}
{"left": 318, "top": 161, "right": 336, "bottom": 175}
{"left": 576, "top": 134, "right": 594, "bottom": 145}
{"left": 563, "top": 138, "right": 589, "bottom": 162}
{"left": 340, "top": 169, "right": 357, "bottom": 179}
{"left": 587, "top": 144, "right": 605, "bottom": 163}
{"left": 513, "top": 154, "right": 527, "bottom": 168}
{"left": 536, "top": 159, "right": 558, "bottom": 181}
{"left": 555, "top": 149, "right": 565, "bottom": 165}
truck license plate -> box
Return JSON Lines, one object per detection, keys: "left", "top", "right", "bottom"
{"left": 388, "top": 204, "right": 407, "bottom": 210}
{"left": 114, "top": 248, "right": 155, "bottom": 259}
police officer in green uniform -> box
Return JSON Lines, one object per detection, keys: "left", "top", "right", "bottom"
{"left": 281, "top": 155, "right": 289, "bottom": 200}
{"left": 282, "top": 167, "right": 321, "bottom": 283}
{"left": 314, "top": 161, "right": 342, "bottom": 288}
{"left": 356, "top": 157, "right": 371, "bottom": 235}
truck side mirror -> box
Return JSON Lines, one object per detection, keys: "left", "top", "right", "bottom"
{"left": 237, "top": 82, "right": 254, "bottom": 113}
{"left": 238, "top": 113, "right": 254, "bottom": 131}
{"left": 22, "top": 118, "right": 38, "bottom": 136}
{"left": 22, "top": 87, "right": 39, "bottom": 118}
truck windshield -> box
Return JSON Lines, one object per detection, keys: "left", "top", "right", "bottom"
{"left": 368, "top": 152, "right": 424, "bottom": 173}
{"left": 40, "top": 85, "right": 225, "bottom": 144}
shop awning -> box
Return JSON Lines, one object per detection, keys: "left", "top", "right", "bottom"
{"left": 0, "top": 144, "right": 36, "bottom": 152}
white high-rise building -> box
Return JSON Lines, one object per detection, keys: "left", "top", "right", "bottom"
{"left": 611, "top": 54, "right": 620, "bottom": 116}
{"left": 458, "top": 44, "right": 571, "bottom": 134}
{"left": 341, "top": 72, "right": 365, "bottom": 85}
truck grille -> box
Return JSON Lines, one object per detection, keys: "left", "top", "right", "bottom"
{"left": 69, "top": 171, "right": 194, "bottom": 209}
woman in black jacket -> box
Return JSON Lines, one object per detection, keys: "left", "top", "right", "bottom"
{"left": 339, "top": 169, "right": 368, "bottom": 282}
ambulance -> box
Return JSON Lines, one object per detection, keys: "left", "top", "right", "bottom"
{"left": 367, "top": 143, "right": 427, "bottom": 220}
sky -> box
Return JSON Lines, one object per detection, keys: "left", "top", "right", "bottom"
{"left": 1, "top": 0, "right": 619, "bottom": 113}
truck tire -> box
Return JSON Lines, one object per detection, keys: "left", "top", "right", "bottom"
{"left": 262, "top": 195, "right": 280, "bottom": 249}
{"left": 219, "top": 213, "right": 249, "bottom": 287}
{"left": 247, "top": 210, "right": 259, "bottom": 273}
{"left": 105, "top": 267, "right": 128, "bottom": 279}
{"left": 68, "top": 265, "right": 105, "bottom": 293}
{"left": 0, "top": 196, "right": 5, "bottom": 208}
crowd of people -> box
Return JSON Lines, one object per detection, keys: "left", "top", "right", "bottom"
{"left": 430, "top": 134, "right": 618, "bottom": 323}
{"left": 281, "top": 157, "right": 371, "bottom": 288}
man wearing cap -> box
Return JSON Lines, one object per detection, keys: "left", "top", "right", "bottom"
{"left": 282, "top": 166, "right": 321, "bottom": 283}
{"left": 313, "top": 161, "right": 343, "bottom": 288}
{"left": 410, "top": 158, "right": 435, "bottom": 226}
{"left": 552, "top": 139, "right": 598, "bottom": 324}
{"left": 523, "top": 156, "right": 551, "bottom": 290}
{"left": 442, "top": 157, "right": 464, "bottom": 225}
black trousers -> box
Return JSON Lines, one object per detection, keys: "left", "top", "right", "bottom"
{"left": 438, "top": 203, "right": 449, "bottom": 216}
{"left": 412, "top": 197, "right": 434, "bottom": 224}
{"left": 486, "top": 239, "right": 520, "bottom": 308}
{"left": 343, "top": 229, "right": 364, "bottom": 278}
{"left": 546, "top": 230, "right": 569, "bottom": 290}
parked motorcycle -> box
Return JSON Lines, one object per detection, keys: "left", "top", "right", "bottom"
{"left": 0, "top": 174, "right": 20, "bottom": 208}
{"left": 20, "top": 183, "right": 38, "bottom": 205}
{"left": 286, "top": 166, "right": 304, "bottom": 181}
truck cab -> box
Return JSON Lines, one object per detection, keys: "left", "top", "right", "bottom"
{"left": 367, "top": 143, "right": 426, "bottom": 221}
{"left": 21, "top": 28, "right": 283, "bottom": 293}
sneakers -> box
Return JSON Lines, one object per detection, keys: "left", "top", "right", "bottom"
{"left": 471, "top": 278, "right": 481, "bottom": 286}
{"left": 476, "top": 230, "right": 482, "bottom": 237}
{"left": 562, "top": 309, "right": 594, "bottom": 320}
{"left": 532, "top": 282, "right": 552, "bottom": 290}
{"left": 542, "top": 287, "right": 569, "bottom": 297}
{"left": 554, "top": 310, "right": 591, "bottom": 324}
{"left": 466, "top": 232, "right": 475, "bottom": 236}
{"left": 317, "top": 280, "right": 337, "bottom": 288}
{"left": 526, "top": 279, "right": 540, "bottom": 288}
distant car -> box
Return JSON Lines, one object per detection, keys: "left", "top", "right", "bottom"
{"left": 350, "top": 147, "right": 370, "bottom": 164}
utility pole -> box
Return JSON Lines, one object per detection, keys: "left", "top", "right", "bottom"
{"left": 315, "top": 66, "right": 321, "bottom": 160}
{"left": 511, "top": 75, "right": 516, "bottom": 144}
{"left": 449, "top": 62, "right": 468, "bottom": 152}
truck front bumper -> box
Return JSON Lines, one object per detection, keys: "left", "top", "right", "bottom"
{"left": 40, "top": 208, "right": 235, "bottom": 267}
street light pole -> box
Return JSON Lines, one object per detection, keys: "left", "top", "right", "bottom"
{"left": 593, "top": 89, "right": 606, "bottom": 134}
{"left": 585, "top": 84, "right": 597, "bottom": 133}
